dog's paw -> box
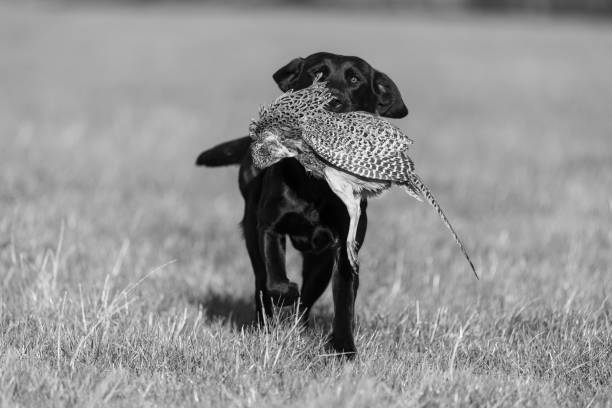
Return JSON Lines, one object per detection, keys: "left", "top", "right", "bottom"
{"left": 325, "top": 332, "right": 357, "bottom": 359}
{"left": 267, "top": 281, "right": 300, "bottom": 306}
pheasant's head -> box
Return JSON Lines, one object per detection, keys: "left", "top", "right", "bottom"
{"left": 250, "top": 130, "right": 297, "bottom": 169}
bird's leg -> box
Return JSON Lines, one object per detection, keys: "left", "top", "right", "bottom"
{"left": 324, "top": 167, "right": 361, "bottom": 274}
{"left": 346, "top": 204, "right": 361, "bottom": 271}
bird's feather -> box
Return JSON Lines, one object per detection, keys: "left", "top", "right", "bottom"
{"left": 249, "top": 75, "right": 334, "bottom": 141}
{"left": 301, "top": 114, "right": 415, "bottom": 182}
{"left": 407, "top": 173, "right": 479, "bottom": 280}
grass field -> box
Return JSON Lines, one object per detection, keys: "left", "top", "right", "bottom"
{"left": 1, "top": 4, "right": 612, "bottom": 407}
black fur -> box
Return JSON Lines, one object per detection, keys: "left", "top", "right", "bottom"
{"left": 196, "top": 137, "right": 252, "bottom": 167}
{"left": 196, "top": 52, "right": 407, "bottom": 356}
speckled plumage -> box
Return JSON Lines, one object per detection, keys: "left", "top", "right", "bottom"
{"left": 248, "top": 77, "right": 335, "bottom": 146}
{"left": 302, "top": 111, "right": 415, "bottom": 181}
{"left": 249, "top": 77, "right": 477, "bottom": 279}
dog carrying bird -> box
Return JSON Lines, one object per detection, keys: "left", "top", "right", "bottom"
{"left": 249, "top": 75, "right": 478, "bottom": 279}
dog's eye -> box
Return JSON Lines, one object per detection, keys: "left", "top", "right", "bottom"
{"left": 349, "top": 75, "right": 360, "bottom": 84}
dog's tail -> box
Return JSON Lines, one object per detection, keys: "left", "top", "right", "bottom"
{"left": 195, "top": 136, "right": 252, "bottom": 167}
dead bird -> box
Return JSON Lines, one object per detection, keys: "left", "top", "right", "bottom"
{"left": 249, "top": 76, "right": 478, "bottom": 279}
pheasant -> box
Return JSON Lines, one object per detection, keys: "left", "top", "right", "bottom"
{"left": 249, "top": 76, "right": 478, "bottom": 279}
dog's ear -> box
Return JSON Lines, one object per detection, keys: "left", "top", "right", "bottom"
{"left": 273, "top": 57, "right": 305, "bottom": 92}
{"left": 373, "top": 71, "right": 408, "bottom": 118}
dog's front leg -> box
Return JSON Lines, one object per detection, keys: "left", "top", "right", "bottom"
{"left": 260, "top": 230, "right": 299, "bottom": 307}
{"left": 328, "top": 245, "right": 359, "bottom": 357}
{"left": 299, "top": 248, "right": 336, "bottom": 325}
{"left": 327, "top": 200, "right": 367, "bottom": 357}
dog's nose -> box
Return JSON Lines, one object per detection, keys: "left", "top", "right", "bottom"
{"left": 327, "top": 98, "right": 346, "bottom": 113}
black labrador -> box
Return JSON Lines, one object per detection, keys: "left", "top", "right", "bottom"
{"left": 196, "top": 52, "right": 408, "bottom": 355}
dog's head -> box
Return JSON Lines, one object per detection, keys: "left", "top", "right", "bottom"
{"left": 272, "top": 52, "right": 408, "bottom": 118}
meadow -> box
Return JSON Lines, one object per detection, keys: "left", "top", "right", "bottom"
{"left": 1, "top": 4, "right": 611, "bottom": 407}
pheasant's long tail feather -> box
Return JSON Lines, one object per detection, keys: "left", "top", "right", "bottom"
{"left": 408, "top": 174, "right": 479, "bottom": 280}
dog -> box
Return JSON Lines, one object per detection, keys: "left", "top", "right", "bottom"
{"left": 196, "top": 52, "right": 408, "bottom": 355}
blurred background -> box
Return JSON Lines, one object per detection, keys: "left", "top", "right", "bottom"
{"left": 19, "top": 0, "right": 612, "bottom": 15}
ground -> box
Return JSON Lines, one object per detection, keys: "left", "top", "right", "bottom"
{"left": 0, "top": 4, "right": 611, "bottom": 407}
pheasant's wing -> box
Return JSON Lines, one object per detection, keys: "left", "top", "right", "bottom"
{"left": 301, "top": 113, "right": 415, "bottom": 182}
{"left": 339, "top": 111, "right": 414, "bottom": 151}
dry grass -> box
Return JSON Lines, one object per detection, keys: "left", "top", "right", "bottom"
{"left": 1, "top": 4, "right": 611, "bottom": 407}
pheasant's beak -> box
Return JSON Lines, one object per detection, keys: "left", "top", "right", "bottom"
{"left": 278, "top": 145, "right": 297, "bottom": 158}
{"left": 262, "top": 132, "right": 280, "bottom": 143}
{"left": 272, "top": 143, "right": 297, "bottom": 160}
